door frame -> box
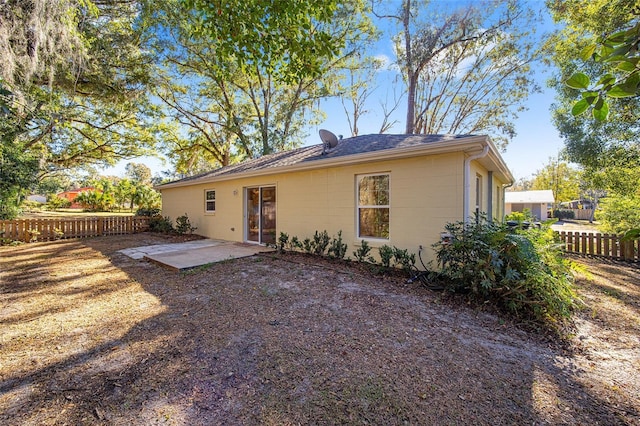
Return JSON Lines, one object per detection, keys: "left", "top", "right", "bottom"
{"left": 244, "top": 185, "right": 276, "bottom": 245}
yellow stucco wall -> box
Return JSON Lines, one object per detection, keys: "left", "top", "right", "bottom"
{"left": 160, "top": 151, "right": 506, "bottom": 263}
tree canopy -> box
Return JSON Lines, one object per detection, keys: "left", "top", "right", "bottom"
{"left": 547, "top": 0, "right": 639, "bottom": 169}
{"left": 373, "top": 0, "right": 541, "bottom": 147}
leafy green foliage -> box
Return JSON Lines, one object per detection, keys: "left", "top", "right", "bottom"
{"left": 392, "top": 247, "right": 416, "bottom": 274}
{"left": 276, "top": 232, "right": 290, "bottom": 253}
{"left": 505, "top": 209, "right": 535, "bottom": 223}
{"left": 565, "top": 20, "right": 640, "bottom": 121}
{"left": 597, "top": 194, "right": 640, "bottom": 234}
{"left": 553, "top": 209, "right": 576, "bottom": 220}
{"left": 548, "top": 0, "right": 639, "bottom": 171}
{"left": 74, "top": 190, "right": 114, "bottom": 212}
{"left": 327, "top": 230, "right": 348, "bottom": 260}
{"left": 378, "top": 245, "right": 394, "bottom": 268}
{"left": 149, "top": 215, "right": 174, "bottom": 233}
{"left": 175, "top": 214, "right": 197, "bottom": 235}
{"left": 433, "top": 217, "right": 576, "bottom": 327}
{"left": 135, "top": 207, "right": 161, "bottom": 217}
{"left": 353, "top": 240, "right": 375, "bottom": 264}
{"left": 530, "top": 158, "right": 581, "bottom": 205}
{"left": 312, "top": 230, "right": 330, "bottom": 256}
{"left": 46, "top": 195, "right": 71, "bottom": 211}
{"left": 180, "top": 0, "right": 343, "bottom": 83}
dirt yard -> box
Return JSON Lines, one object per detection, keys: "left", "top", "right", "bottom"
{"left": 1, "top": 234, "right": 638, "bottom": 425}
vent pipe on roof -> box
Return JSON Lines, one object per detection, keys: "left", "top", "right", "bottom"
{"left": 463, "top": 144, "right": 489, "bottom": 224}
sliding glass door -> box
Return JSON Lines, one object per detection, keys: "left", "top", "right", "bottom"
{"left": 246, "top": 186, "right": 276, "bottom": 245}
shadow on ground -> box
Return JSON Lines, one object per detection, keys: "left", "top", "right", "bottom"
{"left": 1, "top": 235, "right": 638, "bottom": 424}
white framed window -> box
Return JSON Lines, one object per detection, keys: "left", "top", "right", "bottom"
{"left": 475, "top": 174, "right": 482, "bottom": 212}
{"left": 205, "top": 190, "right": 216, "bottom": 212}
{"left": 356, "top": 173, "right": 389, "bottom": 239}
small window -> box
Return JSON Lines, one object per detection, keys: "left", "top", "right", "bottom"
{"left": 205, "top": 190, "right": 216, "bottom": 212}
{"left": 475, "top": 174, "right": 482, "bottom": 212}
{"left": 357, "top": 174, "right": 389, "bottom": 239}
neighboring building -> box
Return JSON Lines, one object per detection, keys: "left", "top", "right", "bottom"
{"left": 57, "top": 187, "right": 96, "bottom": 209}
{"left": 26, "top": 194, "right": 47, "bottom": 203}
{"left": 157, "top": 133, "right": 513, "bottom": 263}
{"left": 505, "top": 190, "right": 555, "bottom": 220}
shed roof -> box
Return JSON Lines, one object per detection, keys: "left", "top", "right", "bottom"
{"left": 505, "top": 190, "right": 555, "bottom": 204}
{"left": 158, "top": 133, "right": 513, "bottom": 189}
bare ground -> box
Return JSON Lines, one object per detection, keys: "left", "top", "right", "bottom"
{"left": 0, "top": 234, "right": 638, "bottom": 425}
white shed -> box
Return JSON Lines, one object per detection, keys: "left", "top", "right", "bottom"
{"left": 505, "top": 190, "right": 554, "bottom": 220}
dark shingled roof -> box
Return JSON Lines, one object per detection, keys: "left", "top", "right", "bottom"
{"left": 163, "top": 133, "right": 477, "bottom": 185}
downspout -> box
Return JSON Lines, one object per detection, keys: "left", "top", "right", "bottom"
{"left": 501, "top": 181, "right": 514, "bottom": 220}
{"left": 463, "top": 144, "right": 490, "bottom": 224}
{"left": 487, "top": 171, "right": 493, "bottom": 222}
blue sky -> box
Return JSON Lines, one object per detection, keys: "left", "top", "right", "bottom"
{"left": 103, "top": 0, "right": 566, "bottom": 182}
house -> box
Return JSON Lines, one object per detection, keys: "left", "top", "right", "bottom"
{"left": 157, "top": 133, "right": 513, "bottom": 263}
{"left": 57, "top": 187, "right": 97, "bottom": 209}
{"left": 505, "top": 190, "right": 555, "bottom": 220}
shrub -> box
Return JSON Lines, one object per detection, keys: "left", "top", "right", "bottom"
{"left": 46, "top": 195, "right": 71, "bottom": 211}
{"left": 597, "top": 194, "right": 640, "bottom": 234}
{"left": 392, "top": 247, "right": 416, "bottom": 273}
{"left": 505, "top": 209, "right": 534, "bottom": 223}
{"left": 302, "top": 237, "right": 313, "bottom": 254}
{"left": 175, "top": 214, "right": 197, "bottom": 234}
{"left": 312, "top": 230, "right": 330, "bottom": 255}
{"left": 276, "top": 232, "right": 290, "bottom": 252}
{"left": 433, "top": 217, "right": 576, "bottom": 328}
{"left": 327, "top": 230, "right": 348, "bottom": 259}
{"left": 289, "top": 236, "right": 302, "bottom": 251}
{"left": 378, "top": 244, "right": 394, "bottom": 268}
{"left": 136, "top": 207, "right": 161, "bottom": 217}
{"left": 553, "top": 209, "right": 575, "bottom": 220}
{"left": 149, "top": 215, "right": 173, "bottom": 233}
{"left": 353, "top": 240, "right": 375, "bottom": 263}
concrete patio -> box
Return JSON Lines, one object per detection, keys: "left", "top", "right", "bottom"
{"left": 118, "top": 239, "right": 274, "bottom": 270}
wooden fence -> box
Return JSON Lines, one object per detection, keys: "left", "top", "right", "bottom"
{"left": 564, "top": 209, "right": 594, "bottom": 221}
{"left": 556, "top": 231, "right": 639, "bottom": 262}
{"left": 0, "top": 216, "right": 150, "bottom": 243}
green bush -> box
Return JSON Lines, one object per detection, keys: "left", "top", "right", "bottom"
{"left": 276, "top": 232, "right": 289, "bottom": 252}
{"left": 175, "top": 214, "right": 197, "bottom": 234}
{"left": 46, "top": 195, "right": 71, "bottom": 210}
{"left": 136, "top": 207, "right": 161, "bottom": 217}
{"left": 433, "top": 217, "right": 576, "bottom": 328}
{"left": 327, "top": 230, "right": 348, "bottom": 259}
{"left": 505, "top": 209, "right": 534, "bottom": 223}
{"left": 312, "top": 230, "right": 330, "bottom": 255}
{"left": 378, "top": 244, "right": 394, "bottom": 268}
{"left": 149, "top": 215, "right": 173, "bottom": 233}
{"left": 353, "top": 240, "right": 375, "bottom": 263}
{"left": 597, "top": 194, "right": 640, "bottom": 234}
{"left": 553, "top": 209, "right": 575, "bottom": 220}
{"left": 392, "top": 247, "right": 416, "bottom": 273}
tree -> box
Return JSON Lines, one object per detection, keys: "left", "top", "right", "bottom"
{"left": 125, "top": 163, "right": 152, "bottom": 186}
{"left": 151, "top": 0, "right": 374, "bottom": 171}
{"left": 509, "top": 177, "right": 534, "bottom": 192}
{"left": 548, "top": 0, "right": 639, "bottom": 235}
{"left": 0, "top": 86, "right": 40, "bottom": 218}
{"left": 338, "top": 55, "right": 403, "bottom": 136}
{"left": 548, "top": 0, "right": 639, "bottom": 167}
{"left": 530, "top": 157, "right": 581, "bottom": 206}
{"left": 564, "top": 17, "right": 640, "bottom": 121}
{"left": 1, "top": 0, "right": 159, "bottom": 175}
{"left": 374, "top": 0, "right": 541, "bottom": 143}
{"left": 180, "top": 0, "right": 346, "bottom": 83}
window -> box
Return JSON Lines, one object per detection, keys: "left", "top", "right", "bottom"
{"left": 475, "top": 174, "right": 482, "bottom": 212}
{"left": 357, "top": 174, "right": 389, "bottom": 239}
{"left": 205, "top": 190, "right": 216, "bottom": 212}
